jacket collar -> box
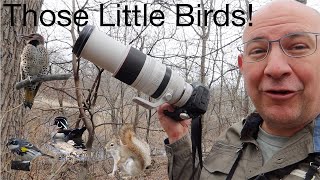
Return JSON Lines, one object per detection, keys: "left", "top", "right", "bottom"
{"left": 240, "top": 112, "right": 320, "bottom": 153}
{"left": 240, "top": 112, "right": 263, "bottom": 140}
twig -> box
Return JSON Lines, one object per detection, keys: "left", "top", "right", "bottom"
{"left": 0, "top": 103, "right": 23, "bottom": 123}
{"left": 15, "top": 74, "right": 72, "bottom": 90}
{"left": 48, "top": 161, "right": 67, "bottom": 180}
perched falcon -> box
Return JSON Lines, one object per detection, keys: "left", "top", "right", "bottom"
{"left": 20, "top": 33, "right": 49, "bottom": 109}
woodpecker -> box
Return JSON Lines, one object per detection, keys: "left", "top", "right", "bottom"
{"left": 20, "top": 33, "right": 49, "bottom": 109}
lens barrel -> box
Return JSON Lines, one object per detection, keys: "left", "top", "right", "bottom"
{"left": 72, "top": 25, "right": 193, "bottom": 108}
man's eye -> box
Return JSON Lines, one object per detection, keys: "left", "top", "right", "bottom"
{"left": 249, "top": 48, "right": 267, "bottom": 55}
{"left": 285, "top": 42, "right": 312, "bottom": 56}
{"left": 289, "top": 43, "right": 308, "bottom": 50}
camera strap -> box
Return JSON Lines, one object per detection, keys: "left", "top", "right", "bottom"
{"left": 304, "top": 153, "right": 320, "bottom": 180}
{"left": 191, "top": 115, "right": 203, "bottom": 169}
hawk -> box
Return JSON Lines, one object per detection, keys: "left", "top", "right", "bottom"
{"left": 20, "top": 33, "right": 49, "bottom": 109}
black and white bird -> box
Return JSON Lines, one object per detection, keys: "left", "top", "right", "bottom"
{"left": 6, "top": 138, "right": 54, "bottom": 161}
{"left": 52, "top": 116, "right": 87, "bottom": 150}
{"left": 50, "top": 117, "right": 87, "bottom": 162}
{"left": 66, "top": 127, "right": 87, "bottom": 150}
{"left": 52, "top": 116, "right": 71, "bottom": 143}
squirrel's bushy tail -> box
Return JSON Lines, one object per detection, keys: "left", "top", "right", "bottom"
{"left": 120, "top": 124, "right": 151, "bottom": 169}
{"left": 120, "top": 124, "right": 135, "bottom": 145}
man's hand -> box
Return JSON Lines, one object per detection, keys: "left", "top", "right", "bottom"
{"left": 157, "top": 103, "right": 191, "bottom": 144}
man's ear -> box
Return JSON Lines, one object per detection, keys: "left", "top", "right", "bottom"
{"left": 238, "top": 54, "right": 243, "bottom": 72}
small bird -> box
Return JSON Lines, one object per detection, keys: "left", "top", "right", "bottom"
{"left": 20, "top": 33, "right": 49, "bottom": 109}
{"left": 52, "top": 116, "right": 70, "bottom": 143}
{"left": 52, "top": 116, "right": 87, "bottom": 150}
{"left": 50, "top": 117, "right": 87, "bottom": 162}
{"left": 6, "top": 138, "right": 54, "bottom": 161}
{"left": 54, "top": 116, "right": 69, "bottom": 130}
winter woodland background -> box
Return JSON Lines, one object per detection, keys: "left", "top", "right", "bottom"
{"left": 1, "top": 0, "right": 319, "bottom": 179}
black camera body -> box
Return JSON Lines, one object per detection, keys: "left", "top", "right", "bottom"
{"left": 164, "top": 82, "right": 209, "bottom": 121}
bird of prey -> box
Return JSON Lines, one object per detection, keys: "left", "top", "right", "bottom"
{"left": 20, "top": 33, "right": 49, "bottom": 109}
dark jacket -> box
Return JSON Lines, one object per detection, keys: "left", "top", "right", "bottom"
{"left": 165, "top": 112, "right": 320, "bottom": 180}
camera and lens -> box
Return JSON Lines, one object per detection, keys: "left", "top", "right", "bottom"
{"left": 72, "top": 25, "right": 209, "bottom": 121}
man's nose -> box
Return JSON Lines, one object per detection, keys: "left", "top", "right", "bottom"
{"left": 263, "top": 45, "right": 293, "bottom": 79}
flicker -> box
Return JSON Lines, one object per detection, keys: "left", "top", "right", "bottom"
{"left": 20, "top": 33, "right": 49, "bottom": 109}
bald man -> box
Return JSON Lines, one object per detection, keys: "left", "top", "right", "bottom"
{"left": 157, "top": 0, "right": 320, "bottom": 179}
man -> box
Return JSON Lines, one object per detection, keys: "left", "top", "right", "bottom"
{"left": 157, "top": 0, "right": 320, "bottom": 179}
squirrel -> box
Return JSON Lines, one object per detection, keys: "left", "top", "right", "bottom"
{"left": 105, "top": 124, "right": 151, "bottom": 177}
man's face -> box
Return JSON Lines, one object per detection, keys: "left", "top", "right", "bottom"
{"left": 238, "top": 1, "right": 320, "bottom": 135}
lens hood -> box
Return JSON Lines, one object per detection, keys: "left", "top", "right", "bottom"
{"left": 73, "top": 25, "right": 94, "bottom": 57}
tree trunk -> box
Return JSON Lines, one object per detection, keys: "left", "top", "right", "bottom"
{"left": 199, "top": 0, "right": 213, "bottom": 84}
{"left": 1, "top": 0, "right": 43, "bottom": 179}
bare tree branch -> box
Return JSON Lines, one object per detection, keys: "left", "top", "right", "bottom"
{"left": 15, "top": 74, "right": 72, "bottom": 90}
